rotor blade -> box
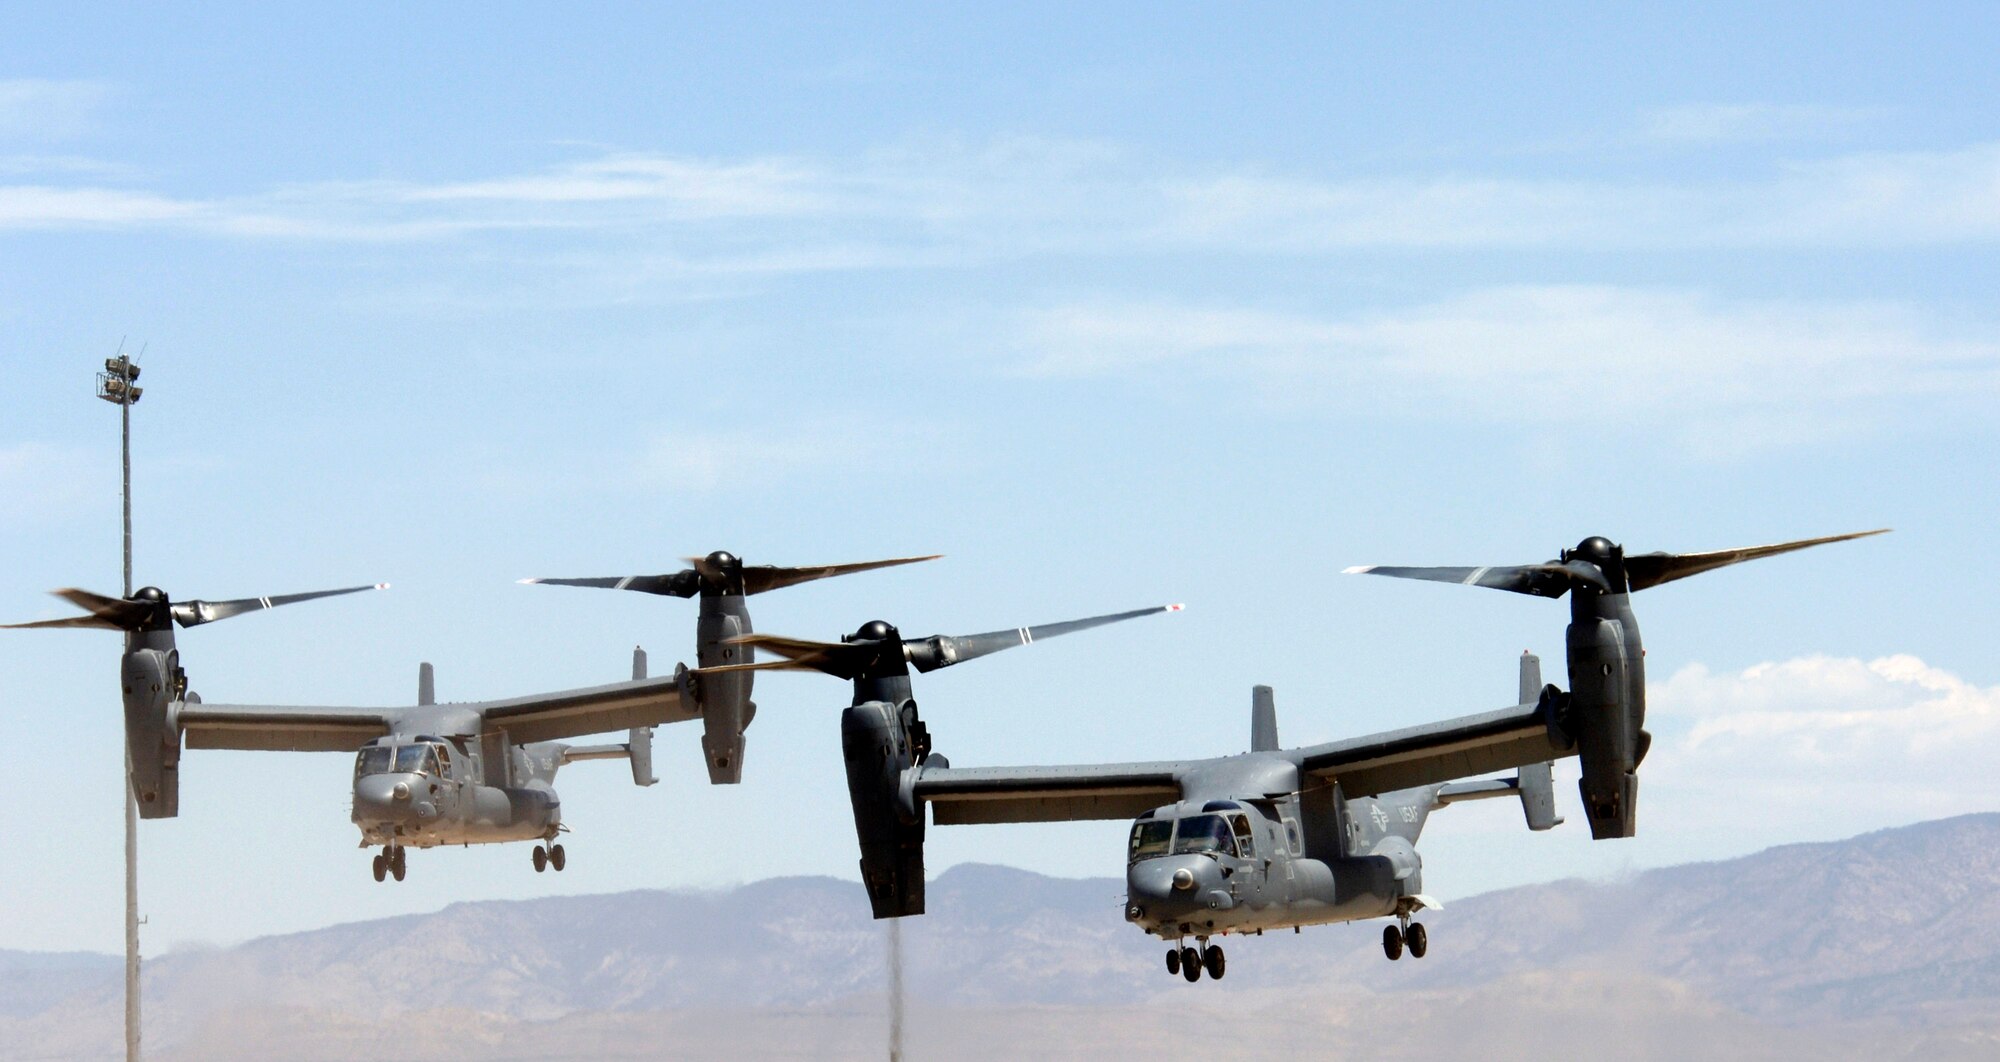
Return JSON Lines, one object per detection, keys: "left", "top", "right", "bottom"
{"left": 55, "top": 587, "right": 158, "bottom": 625}
{"left": 517, "top": 572, "right": 699, "bottom": 597}
{"left": 1341, "top": 563, "right": 1582, "bottom": 599}
{"left": 0, "top": 613, "right": 130, "bottom": 630}
{"left": 699, "top": 657, "right": 831, "bottom": 676}
{"left": 2, "top": 588, "right": 151, "bottom": 630}
{"left": 1623, "top": 529, "right": 1890, "bottom": 591}
{"left": 171, "top": 583, "right": 388, "bottom": 628}
{"left": 740, "top": 555, "right": 943, "bottom": 596}
{"left": 51, "top": 587, "right": 138, "bottom": 617}
{"left": 726, "top": 633, "right": 885, "bottom": 680}
{"left": 908, "top": 603, "right": 1184, "bottom": 673}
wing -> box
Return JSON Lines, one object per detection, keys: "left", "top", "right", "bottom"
{"left": 912, "top": 760, "right": 1186, "bottom": 825}
{"left": 1290, "top": 700, "right": 1566, "bottom": 798}
{"left": 175, "top": 701, "right": 396, "bottom": 752}
{"left": 474, "top": 674, "right": 698, "bottom": 743}
{"left": 180, "top": 675, "right": 699, "bottom": 751}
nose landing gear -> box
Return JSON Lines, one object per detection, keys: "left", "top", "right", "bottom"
{"left": 532, "top": 842, "right": 567, "bottom": 873}
{"left": 371, "top": 845, "right": 407, "bottom": 883}
{"left": 1167, "top": 940, "right": 1226, "bottom": 982}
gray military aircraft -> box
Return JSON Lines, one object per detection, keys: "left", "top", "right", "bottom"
{"left": 731, "top": 531, "right": 1883, "bottom": 982}
{"left": 6, "top": 583, "right": 702, "bottom": 881}
{"left": 521, "top": 552, "right": 938, "bottom": 784}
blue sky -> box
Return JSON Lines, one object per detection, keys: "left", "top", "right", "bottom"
{"left": 2, "top": 5, "right": 1996, "bottom": 953}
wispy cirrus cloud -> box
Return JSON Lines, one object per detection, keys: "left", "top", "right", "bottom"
{"left": 1017, "top": 286, "right": 2000, "bottom": 450}
{"left": 1157, "top": 142, "right": 2000, "bottom": 250}
{"left": 0, "top": 79, "right": 112, "bottom": 140}
{"left": 3, "top": 135, "right": 1999, "bottom": 258}
{"left": 0, "top": 185, "right": 200, "bottom": 226}
{"left": 1640, "top": 102, "right": 1888, "bottom": 145}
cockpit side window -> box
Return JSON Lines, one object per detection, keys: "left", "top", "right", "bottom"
{"left": 1128, "top": 819, "right": 1173, "bottom": 863}
{"left": 1228, "top": 813, "right": 1255, "bottom": 858}
{"left": 434, "top": 743, "right": 453, "bottom": 779}
{"left": 1171, "top": 814, "right": 1238, "bottom": 858}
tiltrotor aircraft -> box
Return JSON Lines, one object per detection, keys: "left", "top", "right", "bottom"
{"left": 734, "top": 530, "right": 1884, "bottom": 982}
{"left": 8, "top": 553, "right": 937, "bottom": 880}
{"left": 521, "top": 551, "right": 938, "bottom": 784}
{"left": 4, "top": 581, "right": 698, "bottom": 880}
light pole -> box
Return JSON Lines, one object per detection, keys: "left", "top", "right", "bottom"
{"left": 96, "top": 349, "right": 143, "bottom": 1062}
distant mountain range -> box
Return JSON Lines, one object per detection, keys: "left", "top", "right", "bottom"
{"left": 6, "top": 813, "right": 1999, "bottom": 1060}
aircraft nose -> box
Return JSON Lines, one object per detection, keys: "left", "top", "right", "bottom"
{"left": 1126, "top": 855, "right": 1215, "bottom": 920}
{"left": 353, "top": 774, "right": 417, "bottom": 822}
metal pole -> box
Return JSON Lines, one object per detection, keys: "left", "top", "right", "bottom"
{"left": 121, "top": 383, "right": 142, "bottom": 1062}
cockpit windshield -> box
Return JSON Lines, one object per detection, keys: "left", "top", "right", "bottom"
{"left": 355, "top": 743, "right": 441, "bottom": 778}
{"left": 1171, "top": 814, "right": 1238, "bottom": 858}
{"left": 394, "top": 744, "right": 434, "bottom": 774}
{"left": 1127, "top": 820, "right": 1173, "bottom": 863}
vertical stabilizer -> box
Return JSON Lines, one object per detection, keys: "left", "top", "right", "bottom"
{"left": 418, "top": 662, "right": 435, "bottom": 706}
{"left": 1518, "top": 651, "right": 1541, "bottom": 704}
{"left": 1251, "top": 685, "right": 1279, "bottom": 752}
{"left": 1518, "top": 761, "right": 1563, "bottom": 830}
{"left": 630, "top": 647, "right": 655, "bottom": 785}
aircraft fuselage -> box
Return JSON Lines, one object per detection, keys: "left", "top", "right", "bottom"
{"left": 1120, "top": 755, "right": 1438, "bottom": 941}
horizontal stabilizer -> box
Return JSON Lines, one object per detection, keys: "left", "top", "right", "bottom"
{"left": 1436, "top": 764, "right": 1563, "bottom": 831}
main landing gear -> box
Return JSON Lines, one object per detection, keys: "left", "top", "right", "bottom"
{"left": 1165, "top": 940, "right": 1225, "bottom": 982}
{"left": 371, "top": 845, "right": 407, "bottom": 883}
{"left": 532, "top": 842, "right": 566, "bottom": 873}
{"left": 1382, "top": 917, "right": 1428, "bottom": 961}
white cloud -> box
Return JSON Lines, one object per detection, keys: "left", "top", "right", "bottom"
{"left": 4, "top": 136, "right": 1998, "bottom": 256}
{"left": 1157, "top": 142, "right": 2000, "bottom": 250}
{"left": 1016, "top": 286, "right": 2000, "bottom": 449}
{"left": 0, "top": 185, "right": 199, "bottom": 226}
{"left": 1661, "top": 655, "right": 1999, "bottom": 759}
{"left": 1643, "top": 654, "right": 2000, "bottom": 822}
{"left": 1641, "top": 103, "right": 1886, "bottom": 144}
{"left": 401, "top": 155, "right": 833, "bottom": 217}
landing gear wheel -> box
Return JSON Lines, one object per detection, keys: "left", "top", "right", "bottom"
{"left": 532, "top": 845, "right": 548, "bottom": 873}
{"left": 1203, "top": 944, "right": 1226, "bottom": 980}
{"left": 1165, "top": 948, "right": 1181, "bottom": 975}
{"left": 1180, "top": 946, "right": 1202, "bottom": 982}
{"left": 371, "top": 853, "right": 386, "bottom": 882}
{"left": 1407, "top": 921, "right": 1428, "bottom": 959}
{"left": 390, "top": 846, "right": 406, "bottom": 882}
{"left": 1382, "top": 924, "right": 1404, "bottom": 961}
{"left": 549, "top": 843, "right": 566, "bottom": 872}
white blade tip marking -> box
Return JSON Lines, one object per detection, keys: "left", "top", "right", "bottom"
{"left": 1341, "top": 565, "right": 1375, "bottom": 574}
{"left": 1165, "top": 603, "right": 1185, "bottom": 612}
{"left": 516, "top": 578, "right": 541, "bottom": 585}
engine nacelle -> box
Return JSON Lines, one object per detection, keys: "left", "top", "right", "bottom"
{"left": 843, "top": 698, "right": 925, "bottom": 918}
{"left": 122, "top": 647, "right": 182, "bottom": 819}
{"left": 1564, "top": 595, "right": 1648, "bottom": 839}
{"left": 695, "top": 599, "right": 753, "bottom": 785}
